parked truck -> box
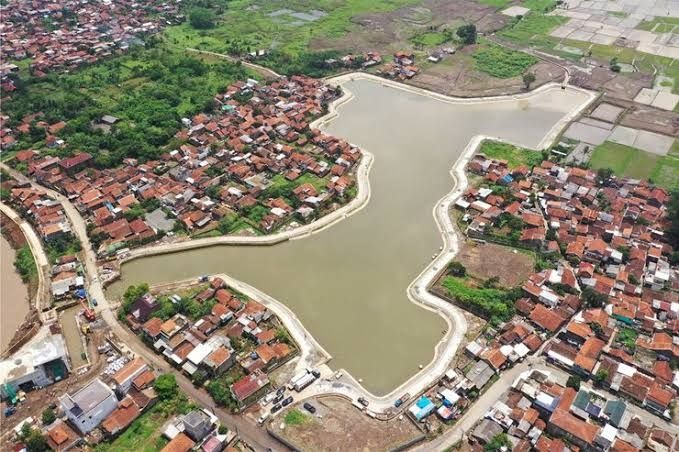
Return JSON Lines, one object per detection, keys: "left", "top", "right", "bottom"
{"left": 294, "top": 373, "right": 316, "bottom": 392}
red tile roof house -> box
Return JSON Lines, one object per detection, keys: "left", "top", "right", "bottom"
{"left": 547, "top": 388, "right": 601, "bottom": 451}
{"left": 230, "top": 369, "right": 270, "bottom": 408}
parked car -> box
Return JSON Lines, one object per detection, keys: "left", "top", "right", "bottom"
{"left": 303, "top": 402, "right": 316, "bottom": 413}
{"left": 358, "top": 397, "right": 369, "bottom": 407}
{"left": 282, "top": 396, "right": 293, "bottom": 407}
{"left": 271, "top": 404, "right": 282, "bottom": 413}
{"left": 311, "top": 369, "right": 321, "bottom": 378}
{"left": 394, "top": 399, "right": 403, "bottom": 408}
{"left": 276, "top": 387, "right": 285, "bottom": 396}
{"left": 273, "top": 394, "right": 284, "bottom": 404}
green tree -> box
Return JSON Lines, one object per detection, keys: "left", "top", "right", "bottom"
{"left": 457, "top": 24, "right": 477, "bottom": 45}
{"left": 522, "top": 72, "right": 536, "bottom": 89}
{"left": 594, "top": 369, "right": 608, "bottom": 385}
{"left": 596, "top": 167, "right": 614, "bottom": 186}
{"left": 566, "top": 375, "right": 581, "bottom": 390}
{"left": 189, "top": 7, "right": 216, "bottom": 29}
{"left": 19, "top": 425, "right": 48, "bottom": 452}
{"left": 447, "top": 261, "right": 467, "bottom": 277}
{"left": 581, "top": 286, "right": 608, "bottom": 308}
{"left": 485, "top": 433, "right": 512, "bottom": 452}
{"left": 122, "top": 282, "right": 149, "bottom": 314}
{"left": 41, "top": 407, "right": 56, "bottom": 425}
{"left": 154, "top": 374, "right": 178, "bottom": 400}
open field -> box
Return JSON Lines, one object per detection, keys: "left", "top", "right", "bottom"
{"left": 588, "top": 140, "right": 679, "bottom": 189}
{"left": 456, "top": 241, "right": 535, "bottom": 287}
{"left": 477, "top": 140, "right": 545, "bottom": 167}
{"left": 472, "top": 42, "right": 537, "bottom": 78}
{"left": 277, "top": 396, "right": 422, "bottom": 450}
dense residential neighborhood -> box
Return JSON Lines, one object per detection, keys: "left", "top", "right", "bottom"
{"left": 0, "top": 0, "right": 182, "bottom": 77}
{"left": 123, "top": 276, "right": 297, "bottom": 411}
{"left": 6, "top": 75, "right": 360, "bottom": 254}
{"left": 1, "top": 0, "right": 679, "bottom": 449}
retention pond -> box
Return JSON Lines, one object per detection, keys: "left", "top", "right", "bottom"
{"left": 109, "top": 78, "right": 591, "bottom": 394}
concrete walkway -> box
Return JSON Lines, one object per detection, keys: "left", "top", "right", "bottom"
{"left": 0, "top": 201, "right": 50, "bottom": 318}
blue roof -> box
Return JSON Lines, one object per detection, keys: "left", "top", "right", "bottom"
{"left": 417, "top": 396, "right": 432, "bottom": 408}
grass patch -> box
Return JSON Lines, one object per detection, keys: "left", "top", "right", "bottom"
{"left": 441, "top": 276, "right": 518, "bottom": 325}
{"left": 588, "top": 140, "right": 678, "bottom": 190}
{"left": 478, "top": 140, "right": 544, "bottom": 168}
{"left": 472, "top": 43, "right": 537, "bottom": 78}
{"left": 162, "top": 0, "right": 419, "bottom": 58}
{"left": 636, "top": 16, "right": 679, "bottom": 32}
{"left": 94, "top": 394, "right": 192, "bottom": 452}
{"left": 588, "top": 141, "right": 659, "bottom": 180}
{"left": 14, "top": 245, "right": 37, "bottom": 283}
{"left": 499, "top": 13, "right": 567, "bottom": 48}
{"left": 284, "top": 408, "right": 310, "bottom": 425}
{"left": 478, "top": 0, "right": 510, "bottom": 8}
{"left": 522, "top": 0, "right": 557, "bottom": 12}
{"left": 410, "top": 31, "right": 452, "bottom": 48}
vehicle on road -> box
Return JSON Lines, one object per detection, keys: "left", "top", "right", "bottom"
{"left": 303, "top": 402, "right": 316, "bottom": 413}
{"left": 257, "top": 413, "right": 269, "bottom": 424}
{"left": 282, "top": 396, "right": 293, "bottom": 406}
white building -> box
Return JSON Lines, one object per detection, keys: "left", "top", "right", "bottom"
{"left": 59, "top": 378, "right": 118, "bottom": 434}
{"left": 0, "top": 334, "right": 70, "bottom": 397}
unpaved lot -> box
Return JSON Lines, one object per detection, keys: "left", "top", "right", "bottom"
{"left": 456, "top": 241, "right": 535, "bottom": 287}
{"left": 276, "top": 396, "right": 422, "bottom": 451}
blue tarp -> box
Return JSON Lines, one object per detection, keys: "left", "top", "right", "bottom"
{"left": 75, "top": 289, "right": 87, "bottom": 299}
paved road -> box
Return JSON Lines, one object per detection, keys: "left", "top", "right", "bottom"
{"left": 414, "top": 357, "right": 679, "bottom": 451}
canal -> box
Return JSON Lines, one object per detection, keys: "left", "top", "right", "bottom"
{"left": 109, "top": 79, "right": 591, "bottom": 394}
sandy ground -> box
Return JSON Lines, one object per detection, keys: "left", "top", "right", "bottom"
{"left": 455, "top": 241, "right": 535, "bottom": 288}
{"left": 276, "top": 396, "right": 422, "bottom": 451}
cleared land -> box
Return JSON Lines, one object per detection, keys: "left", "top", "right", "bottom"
{"left": 277, "top": 396, "right": 422, "bottom": 451}
{"left": 588, "top": 140, "right": 679, "bottom": 189}
{"left": 456, "top": 241, "right": 535, "bottom": 287}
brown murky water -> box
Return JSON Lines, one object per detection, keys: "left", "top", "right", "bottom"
{"left": 110, "top": 80, "right": 590, "bottom": 394}
{"left": 1, "top": 236, "right": 30, "bottom": 353}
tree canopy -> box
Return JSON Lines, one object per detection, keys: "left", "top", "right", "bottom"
{"left": 457, "top": 24, "right": 477, "bottom": 45}
{"left": 154, "top": 373, "right": 179, "bottom": 400}
{"left": 189, "top": 7, "right": 217, "bottom": 29}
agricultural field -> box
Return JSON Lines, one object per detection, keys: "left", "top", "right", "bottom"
{"left": 636, "top": 16, "right": 679, "bottom": 32}
{"left": 472, "top": 42, "right": 537, "bottom": 78}
{"left": 588, "top": 140, "right": 679, "bottom": 189}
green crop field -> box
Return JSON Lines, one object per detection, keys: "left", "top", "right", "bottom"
{"left": 472, "top": 43, "right": 537, "bottom": 78}
{"left": 588, "top": 141, "right": 679, "bottom": 189}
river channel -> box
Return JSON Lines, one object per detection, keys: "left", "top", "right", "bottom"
{"left": 109, "top": 78, "right": 591, "bottom": 394}
{"left": 1, "top": 235, "right": 30, "bottom": 353}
